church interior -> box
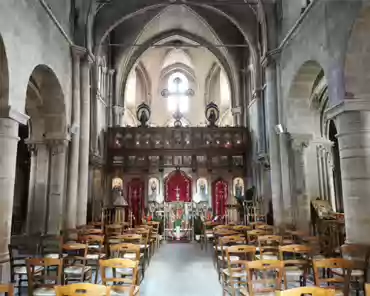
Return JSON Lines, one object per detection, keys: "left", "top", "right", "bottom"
{"left": 0, "top": 0, "right": 370, "bottom": 295}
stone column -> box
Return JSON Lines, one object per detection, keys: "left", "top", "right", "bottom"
{"left": 66, "top": 46, "right": 84, "bottom": 229}
{"left": 77, "top": 54, "right": 93, "bottom": 226}
{"left": 262, "top": 54, "right": 283, "bottom": 227}
{"left": 279, "top": 132, "right": 294, "bottom": 226}
{"left": 231, "top": 106, "right": 242, "bottom": 127}
{"left": 326, "top": 99, "right": 370, "bottom": 244}
{"left": 47, "top": 139, "right": 68, "bottom": 234}
{"left": 107, "top": 70, "right": 115, "bottom": 127}
{"left": 290, "top": 134, "right": 311, "bottom": 231}
{"left": 113, "top": 105, "right": 124, "bottom": 126}
{"left": 25, "top": 143, "right": 38, "bottom": 234}
{"left": 0, "top": 107, "right": 28, "bottom": 281}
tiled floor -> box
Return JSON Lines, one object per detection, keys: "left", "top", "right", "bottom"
{"left": 140, "top": 242, "right": 222, "bottom": 296}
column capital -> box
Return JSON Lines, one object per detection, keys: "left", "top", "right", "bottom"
{"left": 326, "top": 96, "right": 370, "bottom": 119}
{"left": 108, "top": 69, "right": 116, "bottom": 76}
{"left": 70, "top": 45, "right": 87, "bottom": 59}
{"left": 0, "top": 106, "right": 29, "bottom": 125}
{"left": 231, "top": 106, "right": 242, "bottom": 115}
{"left": 289, "top": 133, "right": 312, "bottom": 151}
{"left": 311, "top": 137, "right": 334, "bottom": 150}
{"left": 261, "top": 48, "right": 281, "bottom": 68}
{"left": 113, "top": 105, "right": 125, "bottom": 114}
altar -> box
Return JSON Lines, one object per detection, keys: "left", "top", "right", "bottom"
{"left": 163, "top": 170, "right": 194, "bottom": 241}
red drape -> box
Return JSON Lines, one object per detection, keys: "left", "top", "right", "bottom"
{"left": 212, "top": 179, "right": 228, "bottom": 217}
{"left": 127, "top": 178, "right": 144, "bottom": 225}
{"left": 164, "top": 170, "right": 192, "bottom": 202}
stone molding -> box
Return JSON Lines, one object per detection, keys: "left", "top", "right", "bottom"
{"left": 0, "top": 106, "right": 29, "bottom": 125}
{"left": 289, "top": 133, "right": 312, "bottom": 152}
{"left": 325, "top": 98, "right": 370, "bottom": 119}
{"left": 261, "top": 48, "right": 281, "bottom": 68}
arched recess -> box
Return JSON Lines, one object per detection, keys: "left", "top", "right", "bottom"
{"left": 118, "top": 29, "right": 238, "bottom": 110}
{"left": 344, "top": 6, "right": 370, "bottom": 100}
{"left": 12, "top": 65, "right": 66, "bottom": 234}
{"left": 287, "top": 60, "right": 343, "bottom": 228}
{"left": 205, "top": 63, "right": 221, "bottom": 105}
{"left": 0, "top": 33, "right": 9, "bottom": 108}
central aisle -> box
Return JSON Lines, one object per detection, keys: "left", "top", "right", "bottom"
{"left": 140, "top": 242, "right": 222, "bottom": 296}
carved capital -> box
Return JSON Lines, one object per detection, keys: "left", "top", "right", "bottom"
{"left": 261, "top": 48, "right": 281, "bottom": 68}
{"left": 71, "top": 45, "right": 87, "bottom": 59}
{"left": 326, "top": 97, "right": 370, "bottom": 119}
{"left": 108, "top": 69, "right": 116, "bottom": 76}
{"left": 0, "top": 106, "right": 29, "bottom": 125}
{"left": 231, "top": 106, "right": 242, "bottom": 115}
{"left": 290, "top": 134, "right": 312, "bottom": 152}
{"left": 46, "top": 139, "right": 68, "bottom": 156}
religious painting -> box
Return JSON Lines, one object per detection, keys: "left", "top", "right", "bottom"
{"left": 112, "top": 177, "right": 128, "bottom": 206}
{"left": 164, "top": 170, "right": 192, "bottom": 202}
{"left": 193, "top": 178, "right": 209, "bottom": 203}
{"left": 148, "top": 177, "right": 160, "bottom": 203}
{"left": 212, "top": 179, "right": 228, "bottom": 217}
{"left": 233, "top": 177, "right": 244, "bottom": 198}
{"left": 127, "top": 178, "right": 145, "bottom": 226}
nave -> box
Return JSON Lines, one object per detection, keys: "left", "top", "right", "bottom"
{"left": 140, "top": 243, "right": 221, "bottom": 296}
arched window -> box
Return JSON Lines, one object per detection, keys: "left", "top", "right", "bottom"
{"left": 167, "top": 72, "right": 189, "bottom": 113}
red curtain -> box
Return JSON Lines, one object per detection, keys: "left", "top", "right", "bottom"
{"left": 164, "top": 170, "right": 192, "bottom": 202}
{"left": 212, "top": 179, "right": 228, "bottom": 217}
{"left": 127, "top": 178, "right": 144, "bottom": 225}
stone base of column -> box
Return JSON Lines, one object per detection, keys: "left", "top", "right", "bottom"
{"left": 0, "top": 257, "right": 10, "bottom": 283}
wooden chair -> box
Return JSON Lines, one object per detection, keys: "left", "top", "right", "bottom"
{"left": 246, "top": 230, "right": 268, "bottom": 245}
{"left": 313, "top": 258, "right": 353, "bottom": 296}
{"left": 243, "top": 260, "right": 284, "bottom": 296}
{"left": 147, "top": 221, "right": 160, "bottom": 250}
{"left": 62, "top": 243, "right": 92, "bottom": 284}
{"left": 54, "top": 283, "right": 110, "bottom": 296}
{"left": 134, "top": 229, "right": 151, "bottom": 266}
{"left": 39, "top": 235, "right": 64, "bottom": 259}
{"left": 200, "top": 221, "right": 219, "bottom": 251}
{"left": 250, "top": 221, "right": 266, "bottom": 229}
{"left": 79, "top": 235, "right": 106, "bottom": 283}
{"left": 216, "top": 235, "right": 246, "bottom": 280}
{"left": 365, "top": 283, "right": 370, "bottom": 296}
{"left": 257, "top": 235, "right": 282, "bottom": 260}
{"left": 0, "top": 284, "right": 14, "bottom": 296}
{"left": 100, "top": 258, "right": 139, "bottom": 288}
{"left": 255, "top": 224, "right": 274, "bottom": 233}
{"left": 279, "top": 244, "right": 312, "bottom": 288}
{"left": 278, "top": 287, "right": 335, "bottom": 296}
{"left": 222, "top": 246, "right": 256, "bottom": 296}
{"left": 105, "top": 224, "right": 124, "bottom": 238}
{"left": 26, "top": 258, "right": 62, "bottom": 296}
{"left": 60, "top": 229, "right": 79, "bottom": 243}
{"left": 110, "top": 243, "right": 144, "bottom": 282}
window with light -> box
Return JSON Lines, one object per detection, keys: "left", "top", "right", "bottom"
{"left": 167, "top": 72, "right": 189, "bottom": 113}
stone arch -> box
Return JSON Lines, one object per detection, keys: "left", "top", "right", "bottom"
{"left": 118, "top": 29, "right": 238, "bottom": 110}
{"left": 344, "top": 5, "right": 370, "bottom": 100}
{"left": 162, "top": 49, "right": 193, "bottom": 69}
{"left": 26, "top": 64, "right": 66, "bottom": 140}
{"left": 135, "top": 62, "right": 152, "bottom": 104}
{"left": 205, "top": 63, "right": 221, "bottom": 105}
{"left": 286, "top": 60, "right": 325, "bottom": 136}
{"left": 0, "top": 33, "right": 9, "bottom": 108}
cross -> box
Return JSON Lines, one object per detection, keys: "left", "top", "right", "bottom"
{"left": 174, "top": 186, "right": 181, "bottom": 201}
{"left": 161, "top": 80, "right": 194, "bottom": 114}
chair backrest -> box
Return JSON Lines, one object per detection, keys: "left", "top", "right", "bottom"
{"left": 105, "top": 224, "right": 124, "bottom": 237}
{"left": 255, "top": 224, "right": 274, "bottom": 232}
{"left": 110, "top": 243, "right": 141, "bottom": 260}
{"left": 39, "top": 235, "right": 63, "bottom": 258}
{"left": 99, "top": 258, "right": 139, "bottom": 285}
{"left": 278, "top": 287, "right": 335, "bottom": 296}
{"left": 258, "top": 235, "right": 282, "bottom": 258}
{"left": 226, "top": 245, "right": 256, "bottom": 262}
{"left": 62, "top": 243, "right": 88, "bottom": 267}
{"left": 0, "top": 284, "right": 14, "bottom": 296}
{"left": 134, "top": 229, "right": 150, "bottom": 245}
{"left": 365, "top": 283, "right": 370, "bottom": 296}
{"left": 26, "top": 258, "right": 63, "bottom": 296}
{"left": 247, "top": 230, "right": 268, "bottom": 245}
{"left": 79, "top": 235, "right": 105, "bottom": 257}
{"left": 120, "top": 234, "right": 142, "bottom": 244}
{"left": 246, "top": 260, "right": 285, "bottom": 296}
{"left": 232, "top": 225, "right": 252, "bottom": 233}
{"left": 250, "top": 221, "right": 266, "bottom": 229}
{"left": 55, "top": 283, "right": 110, "bottom": 296}
{"left": 313, "top": 258, "right": 353, "bottom": 295}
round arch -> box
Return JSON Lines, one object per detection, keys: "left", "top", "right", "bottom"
{"left": 344, "top": 5, "right": 370, "bottom": 100}
{"left": 118, "top": 29, "right": 238, "bottom": 110}
{"left": 25, "top": 64, "right": 66, "bottom": 139}
{"left": 286, "top": 60, "right": 325, "bottom": 135}
{"left": 0, "top": 33, "right": 9, "bottom": 107}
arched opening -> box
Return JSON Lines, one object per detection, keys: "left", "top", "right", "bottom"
{"left": 13, "top": 65, "right": 66, "bottom": 234}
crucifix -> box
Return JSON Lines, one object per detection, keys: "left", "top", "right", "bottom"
{"left": 174, "top": 186, "right": 181, "bottom": 201}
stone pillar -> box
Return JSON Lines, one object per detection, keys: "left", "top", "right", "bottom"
{"left": 66, "top": 46, "right": 84, "bottom": 229}
{"left": 77, "top": 54, "right": 93, "bottom": 226}
{"left": 0, "top": 107, "right": 28, "bottom": 281}
{"left": 326, "top": 99, "right": 370, "bottom": 244}
{"left": 47, "top": 139, "right": 68, "bottom": 234}
{"left": 279, "top": 132, "right": 294, "bottom": 225}
{"left": 113, "top": 105, "right": 124, "bottom": 126}
{"left": 262, "top": 55, "right": 283, "bottom": 227}
{"left": 231, "top": 106, "right": 242, "bottom": 127}
{"left": 25, "top": 143, "right": 38, "bottom": 234}
{"left": 290, "top": 134, "right": 311, "bottom": 231}
{"left": 107, "top": 70, "right": 115, "bottom": 127}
